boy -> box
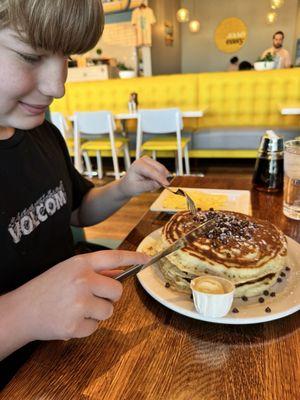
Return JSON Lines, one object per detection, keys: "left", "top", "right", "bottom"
{"left": 0, "top": 0, "right": 169, "bottom": 387}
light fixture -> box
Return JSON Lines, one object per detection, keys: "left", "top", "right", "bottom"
{"left": 189, "top": 19, "right": 200, "bottom": 33}
{"left": 266, "top": 11, "right": 277, "bottom": 24}
{"left": 270, "top": 0, "right": 284, "bottom": 10}
{"left": 176, "top": 8, "right": 189, "bottom": 23}
{"left": 188, "top": 0, "right": 200, "bottom": 33}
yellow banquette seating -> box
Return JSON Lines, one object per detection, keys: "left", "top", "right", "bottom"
{"left": 51, "top": 68, "right": 300, "bottom": 159}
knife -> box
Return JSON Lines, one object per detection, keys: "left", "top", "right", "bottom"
{"left": 115, "top": 217, "right": 215, "bottom": 282}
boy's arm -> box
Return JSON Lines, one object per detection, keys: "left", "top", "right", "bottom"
{"left": 0, "top": 291, "right": 32, "bottom": 361}
{"left": 70, "top": 179, "right": 133, "bottom": 226}
{"left": 71, "top": 157, "right": 169, "bottom": 227}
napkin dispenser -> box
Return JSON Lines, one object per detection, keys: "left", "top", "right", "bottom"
{"left": 252, "top": 130, "right": 284, "bottom": 192}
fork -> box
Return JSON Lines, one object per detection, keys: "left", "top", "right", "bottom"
{"left": 163, "top": 185, "right": 197, "bottom": 215}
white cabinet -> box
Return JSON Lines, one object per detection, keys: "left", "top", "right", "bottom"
{"left": 67, "top": 66, "right": 118, "bottom": 82}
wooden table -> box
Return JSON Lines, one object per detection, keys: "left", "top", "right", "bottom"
{"left": 2, "top": 176, "right": 300, "bottom": 400}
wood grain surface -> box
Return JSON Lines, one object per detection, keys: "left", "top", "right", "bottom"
{"left": 1, "top": 176, "right": 299, "bottom": 400}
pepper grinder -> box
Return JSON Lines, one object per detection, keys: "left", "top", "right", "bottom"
{"left": 252, "top": 131, "right": 284, "bottom": 192}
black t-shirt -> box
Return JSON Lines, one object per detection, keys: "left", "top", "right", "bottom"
{"left": 0, "top": 120, "right": 93, "bottom": 292}
{"left": 0, "top": 121, "right": 93, "bottom": 388}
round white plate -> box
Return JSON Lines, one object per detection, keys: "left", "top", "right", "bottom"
{"left": 137, "top": 229, "right": 300, "bottom": 325}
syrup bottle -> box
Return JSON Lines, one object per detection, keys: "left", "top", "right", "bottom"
{"left": 252, "top": 131, "right": 284, "bottom": 192}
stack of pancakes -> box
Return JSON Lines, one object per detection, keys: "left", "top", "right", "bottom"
{"left": 159, "top": 210, "right": 287, "bottom": 297}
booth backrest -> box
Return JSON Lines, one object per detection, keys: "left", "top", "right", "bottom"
{"left": 51, "top": 69, "right": 300, "bottom": 130}
{"left": 197, "top": 69, "right": 300, "bottom": 128}
{"left": 53, "top": 74, "right": 197, "bottom": 112}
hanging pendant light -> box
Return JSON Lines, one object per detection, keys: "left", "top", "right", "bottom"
{"left": 188, "top": 0, "right": 200, "bottom": 33}
{"left": 270, "top": 0, "right": 284, "bottom": 10}
{"left": 189, "top": 19, "right": 200, "bottom": 33}
{"left": 176, "top": 8, "right": 189, "bottom": 23}
{"left": 266, "top": 11, "right": 277, "bottom": 24}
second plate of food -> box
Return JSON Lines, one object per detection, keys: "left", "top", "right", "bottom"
{"left": 150, "top": 188, "right": 252, "bottom": 215}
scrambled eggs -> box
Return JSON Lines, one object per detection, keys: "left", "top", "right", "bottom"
{"left": 162, "top": 190, "right": 228, "bottom": 210}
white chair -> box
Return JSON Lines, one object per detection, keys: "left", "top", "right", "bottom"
{"left": 136, "top": 108, "right": 190, "bottom": 175}
{"left": 50, "top": 112, "right": 76, "bottom": 158}
{"left": 50, "top": 112, "right": 69, "bottom": 139}
{"left": 74, "top": 111, "right": 131, "bottom": 180}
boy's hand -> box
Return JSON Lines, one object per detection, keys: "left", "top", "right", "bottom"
{"left": 13, "top": 250, "right": 149, "bottom": 342}
{"left": 118, "top": 156, "right": 170, "bottom": 198}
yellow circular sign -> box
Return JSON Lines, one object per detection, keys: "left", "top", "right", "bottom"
{"left": 215, "top": 17, "right": 247, "bottom": 53}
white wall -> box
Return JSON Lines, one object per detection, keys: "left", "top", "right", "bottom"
{"left": 149, "top": 0, "right": 182, "bottom": 75}
{"left": 181, "top": 0, "right": 299, "bottom": 73}
{"left": 294, "top": 0, "right": 300, "bottom": 58}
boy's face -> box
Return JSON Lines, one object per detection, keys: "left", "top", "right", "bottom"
{"left": 0, "top": 27, "right": 68, "bottom": 137}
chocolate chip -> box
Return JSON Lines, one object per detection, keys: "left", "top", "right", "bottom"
{"left": 263, "top": 290, "right": 269, "bottom": 296}
{"left": 265, "top": 307, "right": 271, "bottom": 313}
{"left": 190, "top": 293, "right": 193, "bottom": 299}
{"left": 165, "top": 282, "right": 170, "bottom": 288}
{"left": 277, "top": 277, "right": 282, "bottom": 283}
{"left": 232, "top": 308, "right": 239, "bottom": 313}
{"left": 209, "top": 207, "right": 214, "bottom": 211}
{"left": 270, "top": 292, "right": 276, "bottom": 297}
{"left": 259, "top": 297, "right": 265, "bottom": 303}
{"left": 280, "top": 272, "right": 286, "bottom": 278}
{"left": 285, "top": 266, "right": 291, "bottom": 272}
{"left": 242, "top": 296, "right": 248, "bottom": 302}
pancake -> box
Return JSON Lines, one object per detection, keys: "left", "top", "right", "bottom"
{"left": 159, "top": 210, "right": 287, "bottom": 297}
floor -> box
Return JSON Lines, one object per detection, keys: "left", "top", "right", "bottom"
{"left": 83, "top": 158, "right": 255, "bottom": 243}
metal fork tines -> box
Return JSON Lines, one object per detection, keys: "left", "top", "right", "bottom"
{"left": 163, "top": 186, "right": 197, "bottom": 215}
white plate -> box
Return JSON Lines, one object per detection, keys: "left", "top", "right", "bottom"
{"left": 137, "top": 228, "right": 300, "bottom": 325}
{"left": 150, "top": 188, "right": 252, "bottom": 215}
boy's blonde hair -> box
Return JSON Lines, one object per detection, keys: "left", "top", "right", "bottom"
{"left": 0, "top": 0, "right": 104, "bottom": 54}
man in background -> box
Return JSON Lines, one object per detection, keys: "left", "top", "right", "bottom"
{"left": 261, "top": 31, "right": 291, "bottom": 69}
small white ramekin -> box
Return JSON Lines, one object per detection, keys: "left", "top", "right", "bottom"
{"left": 190, "top": 275, "right": 235, "bottom": 318}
